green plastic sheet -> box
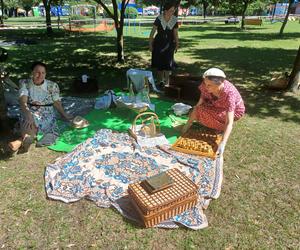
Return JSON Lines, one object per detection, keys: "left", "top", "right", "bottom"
{"left": 48, "top": 98, "right": 188, "bottom": 152}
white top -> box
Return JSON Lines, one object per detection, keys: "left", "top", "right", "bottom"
{"left": 19, "top": 79, "right": 61, "bottom": 103}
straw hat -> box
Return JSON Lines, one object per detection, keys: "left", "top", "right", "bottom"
{"left": 203, "top": 68, "right": 226, "bottom": 78}
{"left": 72, "top": 116, "right": 89, "bottom": 129}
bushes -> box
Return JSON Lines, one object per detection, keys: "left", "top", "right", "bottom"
{"left": 125, "top": 7, "right": 138, "bottom": 19}
{"left": 103, "top": 6, "right": 138, "bottom": 19}
{"left": 1, "top": 14, "right": 8, "bottom": 20}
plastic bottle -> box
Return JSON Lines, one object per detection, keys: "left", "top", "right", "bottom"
{"left": 128, "top": 80, "right": 135, "bottom": 102}
{"left": 141, "top": 77, "right": 150, "bottom": 104}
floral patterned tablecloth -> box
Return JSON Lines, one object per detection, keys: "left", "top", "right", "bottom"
{"left": 45, "top": 129, "right": 223, "bottom": 230}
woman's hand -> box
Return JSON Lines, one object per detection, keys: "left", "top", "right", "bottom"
{"left": 149, "top": 25, "right": 157, "bottom": 52}
{"left": 217, "top": 141, "right": 226, "bottom": 156}
{"left": 23, "top": 111, "right": 35, "bottom": 130}
{"left": 63, "top": 113, "right": 74, "bottom": 122}
{"left": 175, "top": 42, "right": 179, "bottom": 53}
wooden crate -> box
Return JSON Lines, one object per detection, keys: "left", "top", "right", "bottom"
{"left": 167, "top": 74, "right": 202, "bottom": 101}
{"left": 128, "top": 168, "right": 198, "bottom": 228}
{"left": 171, "top": 129, "right": 223, "bottom": 159}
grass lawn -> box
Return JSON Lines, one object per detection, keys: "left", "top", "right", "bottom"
{"left": 0, "top": 20, "right": 300, "bottom": 249}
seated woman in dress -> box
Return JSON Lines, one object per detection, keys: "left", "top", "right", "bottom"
{"left": 8, "top": 61, "right": 73, "bottom": 153}
{"left": 182, "top": 68, "right": 245, "bottom": 155}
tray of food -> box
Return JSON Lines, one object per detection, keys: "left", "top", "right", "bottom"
{"left": 171, "top": 129, "right": 223, "bottom": 159}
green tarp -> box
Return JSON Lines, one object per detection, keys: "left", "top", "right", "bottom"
{"left": 48, "top": 98, "right": 188, "bottom": 152}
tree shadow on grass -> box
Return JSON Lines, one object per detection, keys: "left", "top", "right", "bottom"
{"left": 179, "top": 24, "right": 300, "bottom": 41}
{"left": 1, "top": 29, "right": 299, "bottom": 123}
{"left": 181, "top": 46, "right": 295, "bottom": 80}
{"left": 174, "top": 46, "right": 300, "bottom": 123}
{"left": 1, "top": 30, "right": 151, "bottom": 93}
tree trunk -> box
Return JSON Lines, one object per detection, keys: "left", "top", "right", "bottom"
{"left": 287, "top": 46, "right": 300, "bottom": 90}
{"left": 0, "top": 0, "right": 4, "bottom": 25}
{"left": 116, "top": 27, "right": 124, "bottom": 63}
{"left": 279, "top": 0, "right": 293, "bottom": 36}
{"left": 0, "top": 81, "right": 9, "bottom": 132}
{"left": 203, "top": 3, "right": 208, "bottom": 19}
{"left": 45, "top": 5, "right": 53, "bottom": 34}
{"left": 271, "top": 1, "right": 277, "bottom": 22}
{"left": 241, "top": 1, "right": 249, "bottom": 30}
{"left": 94, "top": 0, "right": 128, "bottom": 62}
{"left": 116, "top": 1, "right": 127, "bottom": 63}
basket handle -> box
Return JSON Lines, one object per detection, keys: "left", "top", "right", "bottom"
{"left": 132, "top": 112, "right": 159, "bottom": 134}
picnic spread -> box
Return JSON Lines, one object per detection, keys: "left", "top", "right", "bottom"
{"left": 45, "top": 129, "right": 223, "bottom": 230}
{"left": 6, "top": 71, "right": 224, "bottom": 229}
{"left": 42, "top": 84, "right": 224, "bottom": 230}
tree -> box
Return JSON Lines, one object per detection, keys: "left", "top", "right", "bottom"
{"left": 192, "top": 0, "right": 221, "bottom": 19}
{"left": 221, "top": 0, "right": 256, "bottom": 29}
{"left": 287, "top": 46, "right": 300, "bottom": 92}
{"left": 0, "top": 0, "right": 4, "bottom": 25}
{"left": 42, "top": 0, "right": 54, "bottom": 34}
{"left": 136, "top": 0, "right": 160, "bottom": 6}
{"left": 5, "top": 0, "right": 19, "bottom": 17}
{"left": 0, "top": 49, "right": 10, "bottom": 132}
{"left": 21, "top": 0, "right": 37, "bottom": 16}
{"left": 94, "top": 0, "right": 130, "bottom": 63}
{"left": 0, "top": 75, "right": 8, "bottom": 132}
{"left": 279, "top": 0, "right": 294, "bottom": 36}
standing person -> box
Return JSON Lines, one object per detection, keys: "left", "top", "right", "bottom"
{"left": 8, "top": 61, "right": 73, "bottom": 154}
{"left": 182, "top": 68, "right": 245, "bottom": 155}
{"left": 149, "top": 2, "right": 179, "bottom": 88}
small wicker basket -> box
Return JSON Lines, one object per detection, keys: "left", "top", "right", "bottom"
{"left": 128, "top": 168, "right": 198, "bottom": 228}
{"left": 128, "top": 112, "right": 160, "bottom": 140}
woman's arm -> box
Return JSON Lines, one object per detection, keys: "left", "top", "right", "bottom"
{"left": 149, "top": 25, "right": 157, "bottom": 52}
{"left": 182, "top": 96, "right": 203, "bottom": 133}
{"left": 53, "top": 100, "right": 73, "bottom": 121}
{"left": 173, "top": 28, "right": 179, "bottom": 52}
{"left": 222, "top": 111, "right": 234, "bottom": 145}
{"left": 19, "top": 95, "right": 35, "bottom": 130}
{"left": 195, "top": 96, "right": 203, "bottom": 107}
{"left": 217, "top": 111, "right": 234, "bottom": 155}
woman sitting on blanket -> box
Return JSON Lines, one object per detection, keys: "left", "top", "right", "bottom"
{"left": 182, "top": 68, "right": 245, "bottom": 155}
{"left": 8, "top": 61, "right": 73, "bottom": 154}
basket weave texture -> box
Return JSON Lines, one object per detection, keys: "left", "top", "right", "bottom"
{"left": 128, "top": 168, "right": 198, "bottom": 227}
{"left": 172, "top": 129, "right": 223, "bottom": 159}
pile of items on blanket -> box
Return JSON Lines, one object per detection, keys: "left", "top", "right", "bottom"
{"left": 91, "top": 75, "right": 223, "bottom": 228}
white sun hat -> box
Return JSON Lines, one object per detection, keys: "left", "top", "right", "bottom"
{"left": 203, "top": 68, "right": 226, "bottom": 78}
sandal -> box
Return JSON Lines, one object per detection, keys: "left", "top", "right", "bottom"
{"left": 8, "top": 139, "right": 22, "bottom": 151}
{"left": 7, "top": 139, "right": 22, "bottom": 156}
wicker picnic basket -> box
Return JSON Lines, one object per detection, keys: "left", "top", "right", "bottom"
{"left": 128, "top": 112, "right": 160, "bottom": 140}
{"left": 128, "top": 168, "right": 198, "bottom": 228}
{"left": 171, "top": 129, "right": 223, "bottom": 159}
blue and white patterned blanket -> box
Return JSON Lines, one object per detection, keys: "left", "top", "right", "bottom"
{"left": 45, "top": 129, "right": 223, "bottom": 230}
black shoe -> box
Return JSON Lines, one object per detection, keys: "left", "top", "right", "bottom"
{"left": 36, "top": 133, "right": 58, "bottom": 147}
{"left": 18, "top": 136, "right": 34, "bottom": 154}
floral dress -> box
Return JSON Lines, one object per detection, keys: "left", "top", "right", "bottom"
{"left": 151, "top": 14, "right": 178, "bottom": 71}
{"left": 19, "top": 79, "right": 61, "bottom": 134}
{"left": 195, "top": 80, "right": 245, "bottom": 131}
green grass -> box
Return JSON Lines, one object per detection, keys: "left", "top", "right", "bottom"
{"left": 0, "top": 20, "right": 300, "bottom": 249}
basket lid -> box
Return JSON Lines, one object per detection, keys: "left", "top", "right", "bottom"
{"left": 128, "top": 168, "right": 198, "bottom": 211}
